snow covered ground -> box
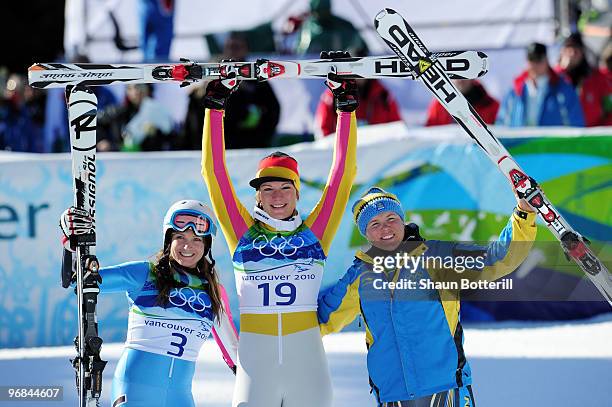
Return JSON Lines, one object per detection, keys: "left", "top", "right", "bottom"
{"left": 1, "top": 315, "right": 611, "bottom": 406}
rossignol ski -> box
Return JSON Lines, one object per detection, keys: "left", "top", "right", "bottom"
{"left": 374, "top": 8, "right": 612, "bottom": 306}
{"left": 63, "top": 85, "right": 107, "bottom": 406}
{"left": 28, "top": 50, "right": 488, "bottom": 89}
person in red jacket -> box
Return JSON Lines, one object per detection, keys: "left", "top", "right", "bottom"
{"left": 556, "top": 33, "right": 612, "bottom": 126}
{"left": 425, "top": 79, "right": 499, "bottom": 126}
{"left": 315, "top": 79, "right": 401, "bottom": 137}
{"left": 600, "top": 42, "right": 612, "bottom": 80}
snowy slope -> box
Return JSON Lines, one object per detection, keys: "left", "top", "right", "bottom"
{"left": 1, "top": 316, "right": 611, "bottom": 406}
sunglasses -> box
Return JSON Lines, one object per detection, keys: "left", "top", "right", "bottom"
{"left": 170, "top": 210, "right": 217, "bottom": 237}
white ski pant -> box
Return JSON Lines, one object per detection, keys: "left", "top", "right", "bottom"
{"left": 232, "top": 327, "right": 333, "bottom": 407}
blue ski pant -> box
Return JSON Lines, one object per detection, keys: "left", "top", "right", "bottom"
{"left": 111, "top": 348, "right": 195, "bottom": 407}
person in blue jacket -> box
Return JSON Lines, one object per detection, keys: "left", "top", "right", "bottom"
{"left": 60, "top": 200, "right": 238, "bottom": 407}
{"left": 496, "top": 42, "right": 585, "bottom": 127}
{"left": 318, "top": 188, "right": 537, "bottom": 406}
{"left": 138, "top": 0, "right": 174, "bottom": 61}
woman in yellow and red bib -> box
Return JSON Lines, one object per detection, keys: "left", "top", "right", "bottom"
{"left": 200, "top": 52, "right": 358, "bottom": 407}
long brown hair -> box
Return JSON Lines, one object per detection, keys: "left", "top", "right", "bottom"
{"left": 152, "top": 233, "right": 224, "bottom": 320}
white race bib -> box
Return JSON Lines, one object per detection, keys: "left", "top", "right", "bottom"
{"left": 235, "top": 260, "right": 324, "bottom": 313}
{"left": 125, "top": 304, "right": 213, "bottom": 361}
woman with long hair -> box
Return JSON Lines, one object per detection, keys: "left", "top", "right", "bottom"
{"left": 200, "top": 53, "right": 359, "bottom": 407}
{"left": 60, "top": 200, "right": 238, "bottom": 406}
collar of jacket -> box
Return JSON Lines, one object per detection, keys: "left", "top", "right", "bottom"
{"left": 513, "top": 67, "right": 561, "bottom": 96}
{"left": 253, "top": 206, "right": 303, "bottom": 232}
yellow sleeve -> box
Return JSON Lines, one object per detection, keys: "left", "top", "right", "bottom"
{"left": 476, "top": 210, "right": 538, "bottom": 282}
{"left": 305, "top": 111, "right": 357, "bottom": 255}
{"left": 318, "top": 272, "right": 362, "bottom": 336}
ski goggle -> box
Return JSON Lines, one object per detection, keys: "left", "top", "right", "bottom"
{"left": 169, "top": 210, "right": 217, "bottom": 237}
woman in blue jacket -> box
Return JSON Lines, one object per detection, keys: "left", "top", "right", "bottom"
{"left": 60, "top": 200, "right": 238, "bottom": 407}
{"left": 318, "top": 188, "right": 537, "bottom": 406}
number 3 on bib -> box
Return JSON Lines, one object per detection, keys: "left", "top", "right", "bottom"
{"left": 258, "top": 282, "right": 296, "bottom": 306}
{"left": 167, "top": 332, "right": 187, "bottom": 357}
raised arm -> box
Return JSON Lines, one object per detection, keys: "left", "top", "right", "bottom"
{"left": 305, "top": 111, "right": 357, "bottom": 254}
{"left": 427, "top": 207, "right": 537, "bottom": 283}
{"left": 305, "top": 52, "right": 359, "bottom": 255}
{"left": 201, "top": 72, "right": 254, "bottom": 253}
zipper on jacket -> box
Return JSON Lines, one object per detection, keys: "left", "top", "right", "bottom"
{"left": 277, "top": 313, "right": 283, "bottom": 365}
{"left": 168, "top": 357, "right": 175, "bottom": 378}
{"left": 388, "top": 266, "right": 417, "bottom": 398}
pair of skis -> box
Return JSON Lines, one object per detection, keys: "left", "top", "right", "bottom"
{"left": 60, "top": 86, "right": 107, "bottom": 406}
{"left": 374, "top": 8, "right": 612, "bottom": 305}
{"left": 28, "top": 51, "right": 488, "bottom": 89}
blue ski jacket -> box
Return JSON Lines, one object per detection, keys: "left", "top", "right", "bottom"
{"left": 496, "top": 69, "right": 584, "bottom": 127}
{"left": 318, "top": 210, "right": 537, "bottom": 403}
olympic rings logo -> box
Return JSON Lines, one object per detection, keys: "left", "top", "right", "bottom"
{"left": 252, "top": 234, "right": 305, "bottom": 257}
{"left": 168, "top": 287, "right": 212, "bottom": 312}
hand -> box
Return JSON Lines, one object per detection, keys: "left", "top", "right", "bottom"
{"left": 60, "top": 207, "right": 94, "bottom": 252}
{"left": 321, "top": 51, "right": 359, "bottom": 112}
{"left": 516, "top": 198, "right": 535, "bottom": 213}
{"left": 204, "top": 61, "right": 240, "bottom": 110}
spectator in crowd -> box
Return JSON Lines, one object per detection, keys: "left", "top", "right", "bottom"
{"left": 182, "top": 32, "right": 280, "bottom": 149}
{"left": 291, "top": 0, "right": 368, "bottom": 55}
{"left": 315, "top": 48, "right": 400, "bottom": 137}
{"left": 98, "top": 84, "right": 175, "bottom": 151}
{"left": 600, "top": 42, "right": 612, "bottom": 79}
{"left": 496, "top": 42, "right": 585, "bottom": 127}
{"left": 599, "top": 42, "right": 612, "bottom": 118}
{"left": 0, "top": 73, "right": 46, "bottom": 152}
{"left": 425, "top": 79, "right": 499, "bottom": 126}
{"left": 139, "top": 0, "right": 174, "bottom": 61}
{"left": 555, "top": 33, "right": 612, "bottom": 126}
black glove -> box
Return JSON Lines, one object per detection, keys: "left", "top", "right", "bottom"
{"left": 321, "top": 51, "right": 359, "bottom": 112}
{"left": 404, "top": 223, "right": 425, "bottom": 242}
{"left": 203, "top": 61, "right": 240, "bottom": 110}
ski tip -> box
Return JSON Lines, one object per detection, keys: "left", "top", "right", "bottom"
{"left": 374, "top": 8, "right": 396, "bottom": 26}
{"left": 28, "top": 63, "right": 46, "bottom": 71}
{"left": 479, "top": 57, "right": 490, "bottom": 77}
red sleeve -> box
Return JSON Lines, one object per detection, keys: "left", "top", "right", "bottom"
{"left": 386, "top": 94, "right": 402, "bottom": 122}
{"left": 425, "top": 99, "right": 452, "bottom": 126}
{"left": 315, "top": 89, "right": 338, "bottom": 137}
{"left": 478, "top": 98, "right": 500, "bottom": 125}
